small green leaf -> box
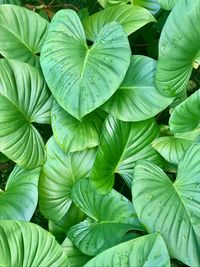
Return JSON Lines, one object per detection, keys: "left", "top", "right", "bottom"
{"left": 84, "top": 233, "right": 170, "bottom": 267}
{"left": 0, "top": 165, "right": 40, "bottom": 220}
{"left": 132, "top": 144, "right": 200, "bottom": 266}
{"left": 90, "top": 115, "right": 162, "bottom": 193}
{"left": 51, "top": 102, "right": 105, "bottom": 153}
{"left": 169, "top": 89, "right": 200, "bottom": 133}
{"left": 0, "top": 59, "right": 52, "bottom": 168}
{"left": 157, "top": 0, "right": 179, "bottom": 10}
{"left": 156, "top": 0, "right": 200, "bottom": 96}
{"left": 39, "top": 137, "right": 96, "bottom": 221}
{"left": 0, "top": 5, "right": 48, "bottom": 67}
{"left": 103, "top": 56, "right": 173, "bottom": 121}
{"left": 68, "top": 179, "right": 143, "bottom": 256}
{"left": 83, "top": 5, "right": 156, "bottom": 41}
{"left": 40, "top": 9, "right": 131, "bottom": 120}
{"left": 0, "top": 220, "right": 69, "bottom": 266}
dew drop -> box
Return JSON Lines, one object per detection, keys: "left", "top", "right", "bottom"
{"left": 182, "top": 235, "right": 185, "bottom": 240}
{"left": 190, "top": 196, "right": 194, "bottom": 200}
{"left": 146, "top": 194, "right": 153, "bottom": 200}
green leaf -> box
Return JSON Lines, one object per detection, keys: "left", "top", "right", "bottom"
{"left": 0, "top": 59, "right": 52, "bottom": 168}
{"left": 169, "top": 89, "right": 200, "bottom": 133}
{"left": 156, "top": 0, "right": 200, "bottom": 96}
{"left": 132, "top": 144, "right": 200, "bottom": 266}
{"left": 152, "top": 136, "right": 194, "bottom": 165}
{"left": 51, "top": 102, "right": 105, "bottom": 153}
{"left": 103, "top": 56, "right": 173, "bottom": 121}
{"left": 40, "top": 9, "right": 131, "bottom": 120}
{"left": 90, "top": 115, "right": 162, "bottom": 193}
{"left": 39, "top": 137, "right": 96, "bottom": 221}
{"left": 0, "top": 5, "right": 48, "bottom": 67}
{"left": 0, "top": 0, "right": 20, "bottom": 5}
{"left": 62, "top": 237, "right": 92, "bottom": 267}
{"left": 97, "top": 0, "right": 127, "bottom": 8}
{"left": 0, "top": 220, "right": 69, "bottom": 266}
{"left": 68, "top": 179, "right": 144, "bottom": 256}
{"left": 84, "top": 233, "right": 170, "bottom": 267}
{"left": 157, "top": 0, "right": 178, "bottom": 10}
{"left": 0, "top": 165, "right": 40, "bottom": 220}
{"left": 83, "top": 5, "right": 156, "bottom": 41}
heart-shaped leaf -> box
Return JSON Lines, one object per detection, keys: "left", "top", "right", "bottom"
{"left": 0, "top": 165, "right": 40, "bottom": 221}
{"left": 156, "top": 0, "right": 200, "bottom": 96}
{"left": 39, "top": 137, "right": 96, "bottom": 221}
{"left": 132, "top": 144, "right": 200, "bottom": 266}
{"left": 68, "top": 179, "right": 144, "bottom": 256}
{"left": 157, "top": 0, "right": 178, "bottom": 10}
{"left": 0, "top": 220, "right": 69, "bottom": 266}
{"left": 84, "top": 233, "right": 170, "bottom": 267}
{"left": 103, "top": 56, "right": 173, "bottom": 121}
{"left": 0, "top": 5, "right": 48, "bottom": 67}
{"left": 169, "top": 89, "right": 200, "bottom": 133}
{"left": 51, "top": 102, "right": 105, "bottom": 153}
{"left": 0, "top": 59, "right": 52, "bottom": 168}
{"left": 40, "top": 9, "right": 131, "bottom": 120}
{"left": 90, "top": 115, "right": 162, "bottom": 193}
{"left": 83, "top": 5, "right": 155, "bottom": 41}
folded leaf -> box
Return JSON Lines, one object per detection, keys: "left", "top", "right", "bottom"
{"left": 39, "top": 137, "right": 96, "bottom": 221}
{"left": 90, "top": 115, "right": 162, "bottom": 193}
{"left": 52, "top": 102, "right": 105, "bottom": 153}
{"left": 156, "top": 0, "right": 200, "bottom": 96}
{"left": 83, "top": 5, "right": 155, "bottom": 41}
{"left": 0, "top": 165, "right": 40, "bottom": 220}
{"left": 0, "top": 5, "right": 48, "bottom": 67}
{"left": 68, "top": 179, "right": 143, "bottom": 256}
{"left": 0, "top": 220, "right": 69, "bottom": 267}
{"left": 132, "top": 144, "right": 200, "bottom": 266}
{"left": 0, "top": 59, "right": 52, "bottom": 168}
{"left": 103, "top": 55, "right": 173, "bottom": 121}
{"left": 84, "top": 233, "right": 170, "bottom": 267}
{"left": 40, "top": 9, "right": 131, "bottom": 120}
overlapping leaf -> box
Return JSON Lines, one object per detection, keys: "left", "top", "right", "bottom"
{"left": 0, "top": 5, "right": 48, "bottom": 67}
{"left": 84, "top": 233, "right": 170, "bottom": 267}
{"left": 40, "top": 9, "right": 131, "bottom": 120}
{"left": 157, "top": 0, "right": 178, "bottom": 10}
{"left": 90, "top": 115, "right": 162, "bottom": 193}
{"left": 0, "top": 59, "right": 52, "bottom": 168}
{"left": 39, "top": 137, "right": 96, "bottom": 221}
{"left": 156, "top": 0, "right": 200, "bottom": 96}
{"left": 51, "top": 102, "right": 105, "bottom": 153}
{"left": 0, "top": 165, "right": 40, "bottom": 220}
{"left": 103, "top": 56, "right": 173, "bottom": 121}
{"left": 169, "top": 89, "right": 200, "bottom": 133}
{"left": 132, "top": 144, "right": 200, "bottom": 266}
{"left": 68, "top": 179, "right": 143, "bottom": 256}
{"left": 0, "top": 220, "right": 69, "bottom": 266}
{"left": 83, "top": 5, "right": 155, "bottom": 41}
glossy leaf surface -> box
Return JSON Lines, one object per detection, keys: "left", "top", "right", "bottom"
{"left": 132, "top": 144, "right": 200, "bottom": 266}
{"left": 41, "top": 9, "right": 131, "bottom": 120}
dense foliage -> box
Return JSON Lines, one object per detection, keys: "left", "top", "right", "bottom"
{"left": 0, "top": 0, "right": 200, "bottom": 266}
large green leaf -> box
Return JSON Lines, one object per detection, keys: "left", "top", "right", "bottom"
{"left": 0, "top": 0, "right": 20, "bottom": 4}
{"left": 0, "top": 165, "right": 40, "bottom": 220}
{"left": 0, "top": 220, "right": 69, "bottom": 266}
{"left": 51, "top": 102, "right": 105, "bottom": 153}
{"left": 68, "top": 179, "right": 144, "bottom": 256}
{"left": 62, "top": 237, "right": 92, "bottom": 267}
{"left": 132, "top": 144, "right": 200, "bottom": 266}
{"left": 157, "top": 0, "right": 178, "bottom": 10}
{"left": 0, "top": 59, "right": 52, "bottom": 168}
{"left": 156, "top": 0, "right": 200, "bottom": 96}
{"left": 39, "top": 137, "right": 96, "bottom": 221}
{"left": 84, "top": 233, "right": 170, "bottom": 267}
{"left": 103, "top": 56, "right": 173, "bottom": 121}
{"left": 169, "top": 89, "right": 200, "bottom": 133}
{"left": 90, "top": 115, "right": 162, "bottom": 193}
{"left": 40, "top": 9, "right": 131, "bottom": 120}
{"left": 0, "top": 5, "right": 48, "bottom": 67}
{"left": 83, "top": 5, "right": 155, "bottom": 41}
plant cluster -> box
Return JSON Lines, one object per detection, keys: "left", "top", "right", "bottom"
{"left": 0, "top": 0, "right": 200, "bottom": 266}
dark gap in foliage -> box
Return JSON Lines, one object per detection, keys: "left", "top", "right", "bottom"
{"left": 32, "top": 123, "right": 53, "bottom": 143}
{"left": 113, "top": 173, "right": 132, "bottom": 201}
{"left": 0, "top": 161, "right": 15, "bottom": 191}
{"left": 31, "top": 206, "right": 48, "bottom": 230}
